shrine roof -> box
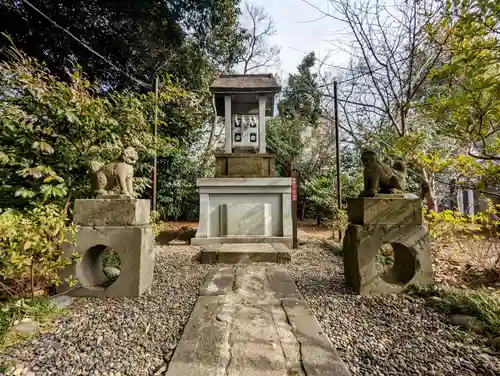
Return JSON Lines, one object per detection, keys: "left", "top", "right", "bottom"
{"left": 210, "top": 74, "right": 281, "bottom": 94}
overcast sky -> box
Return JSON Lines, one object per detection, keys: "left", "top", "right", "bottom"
{"left": 247, "top": 0, "right": 351, "bottom": 77}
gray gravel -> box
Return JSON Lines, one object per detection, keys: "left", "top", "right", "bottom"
{"left": 287, "top": 243, "right": 500, "bottom": 376}
{"left": 2, "top": 243, "right": 499, "bottom": 376}
{"left": 1, "top": 246, "right": 212, "bottom": 376}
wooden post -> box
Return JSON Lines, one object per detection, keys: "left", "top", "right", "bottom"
{"left": 291, "top": 156, "right": 298, "bottom": 249}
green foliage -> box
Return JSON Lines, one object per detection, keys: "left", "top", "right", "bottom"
{"left": 149, "top": 210, "right": 166, "bottom": 240}
{"left": 426, "top": 202, "right": 499, "bottom": 240}
{"left": 0, "top": 204, "right": 80, "bottom": 298}
{"left": 278, "top": 52, "right": 322, "bottom": 125}
{"left": 156, "top": 152, "right": 204, "bottom": 221}
{"left": 303, "top": 176, "right": 335, "bottom": 221}
{"left": 0, "top": 46, "right": 188, "bottom": 210}
{"left": 101, "top": 249, "right": 121, "bottom": 271}
{"left": 0, "top": 297, "right": 63, "bottom": 349}
{"left": 0, "top": 0, "right": 247, "bottom": 90}
{"left": 266, "top": 117, "right": 306, "bottom": 177}
{"left": 424, "top": 0, "right": 500, "bottom": 184}
{"left": 409, "top": 284, "right": 500, "bottom": 333}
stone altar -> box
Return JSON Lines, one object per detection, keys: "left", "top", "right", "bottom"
{"left": 192, "top": 74, "right": 292, "bottom": 247}
{"left": 342, "top": 150, "right": 432, "bottom": 294}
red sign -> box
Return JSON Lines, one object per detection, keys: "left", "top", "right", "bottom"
{"left": 291, "top": 177, "right": 297, "bottom": 202}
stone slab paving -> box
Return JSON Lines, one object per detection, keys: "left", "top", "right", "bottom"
{"left": 166, "top": 265, "right": 351, "bottom": 376}
{"left": 201, "top": 243, "right": 292, "bottom": 264}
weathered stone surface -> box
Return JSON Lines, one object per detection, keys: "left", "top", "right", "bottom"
{"left": 217, "top": 243, "right": 277, "bottom": 264}
{"left": 166, "top": 265, "right": 351, "bottom": 376}
{"left": 50, "top": 295, "right": 73, "bottom": 309}
{"left": 73, "top": 198, "right": 150, "bottom": 227}
{"left": 220, "top": 203, "right": 271, "bottom": 236}
{"left": 13, "top": 319, "right": 38, "bottom": 334}
{"left": 200, "top": 267, "right": 235, "bottom": 296}
{"left": 359, "top": 148, "right": 407, "bottom": 196}
{"left": 90, "top": 146, "right": 138, "bottom": 197}
{"left": 200, "top": 244, "right": 220, "bottom": 264}
{"left": 449, "top": 315, "right": 485, "bottom": 334}
{"left": 215, "top": 153, "right": 276, "bottom": 177}
{"left": 343, "top": 223, "right": 432, "bottom": 295}
{"left": 282, "top": 298, "right": 351, "bottom": 376}
{"left": 265, "top": 267, "right": 300, "bottom": 298}
{"left": 193, "top": 236, "right": 293, "bottom": 249}
{"left": 200, "top": 243, "right": 292, "bottom": 264}
{"left": 347, "top": 196, "right": 422, "bottom": 225}
{"left": 103, "top": 266, "right": 120, "bottom": 280}
{"left": 164, "top": 295, "right": 231, "bottom": 376}
{"left": 57, "top": 225, "right": 155, "bottom": 297}
{"left": 272, "top": 243, "right": 292, "bottom": 263}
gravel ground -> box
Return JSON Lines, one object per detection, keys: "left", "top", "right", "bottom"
{"left": 2, "top": 243, "right": 499, "bottom": 376}
{"left": 1, "top": 246, "right": 212, "bottom": 376}
{"left": 287, "top": 243, "right": 500, "bottom": 376}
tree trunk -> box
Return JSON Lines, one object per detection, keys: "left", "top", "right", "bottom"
{"left": 199, "top": 95, "right": 218, "bottom": 171}
{"left": 421, "top": 169, "right": 437, "bottom": 212}
{"left": 449, "top": 179, "right": 457, "bottom": 211}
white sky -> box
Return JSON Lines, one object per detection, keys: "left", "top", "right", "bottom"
{"left": 247, "top": 0, "right": 351, "bottom": 77}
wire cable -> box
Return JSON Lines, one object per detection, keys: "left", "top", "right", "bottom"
{"left": 20, "top": 0, "right": 151, "bottom": 88}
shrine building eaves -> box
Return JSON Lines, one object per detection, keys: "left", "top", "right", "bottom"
{"left": 210, "top": 74, "right": 281, "bottom": 94}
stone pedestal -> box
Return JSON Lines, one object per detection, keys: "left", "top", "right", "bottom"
{"left": 57, "top": 198, "right": 155, "bottom": 297}
{"left": 192, "top": 178, "right": 292, "bottom": 247}
{"left": 215, "top": 152, "right": 276, "bottom": 177}
{"left": 342, "top": 196, "right": 432, "bottom": 295}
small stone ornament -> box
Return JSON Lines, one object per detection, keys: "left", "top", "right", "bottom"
{"left": 90, "top": 147, "right": 138, "bottom": 198}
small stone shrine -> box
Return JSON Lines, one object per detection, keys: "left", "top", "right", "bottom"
{"left": 342, "top": 149, "right": 432, "bottom": 295}
{"left": 192, "top": 74, "right": 293, "bottom": 247}
{"left": 57, "top": 148, "right": 155, "bottom": 297}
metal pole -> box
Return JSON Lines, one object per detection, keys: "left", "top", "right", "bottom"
{"left": 334, "top": 80, "right": 341, "bottom": 210}
{"left": 152, "top": 75, "right": 159, "bottom": 213}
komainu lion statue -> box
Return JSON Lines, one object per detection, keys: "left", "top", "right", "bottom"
{"left": 90, "top": 147, "right": 139, "bottom": 197}
{"left": 360, "top": 148, "right": 407, "bottom": 197}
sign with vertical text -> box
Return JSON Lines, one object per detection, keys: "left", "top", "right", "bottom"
{"left": 291, "top": 177, "right": 297, "bottom": 202}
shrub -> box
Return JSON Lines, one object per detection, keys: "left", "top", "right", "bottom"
{"left": 408, "top": 284, "right": 500, "bottom": 333}
{"left": 0, "top": 297, "right": 63, "bottom": 349}
{"left": 426, "top": 202, "right": 500, "bottom": 273}
{"left": 0, "top": 204, "right": 80, "bottom": 298}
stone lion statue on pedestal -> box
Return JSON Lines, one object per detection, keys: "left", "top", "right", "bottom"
{"left": 360, "top": 148, "right": 407, "bottom": 197}
{"left": 90, "top": 147, "right": 138, "bottom": 197}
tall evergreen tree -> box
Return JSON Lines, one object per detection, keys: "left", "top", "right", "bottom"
{"left": 278, "top": 52, "right": 321, "bottom": 125}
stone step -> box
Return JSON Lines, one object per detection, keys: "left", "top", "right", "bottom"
{"left": 165, "top": 265, "right": 351, "bottom": 376}
{"left": 200, "top": 243, "right": 291, "bottom": 264}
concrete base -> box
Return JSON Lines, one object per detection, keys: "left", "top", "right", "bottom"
{"left": 200, "top": 243, "right": 291, "bottom": 264}
{"left": 57, "top": 225, "right": 155, "bottom": 297}
{"left": 194, "top": 178, "right": 292, "bottom": 246}
{"left": 343, "top": 197, "right": 432, "bottom": 295}
{"left": 191, "top": 236, "right": 292, "bottom": 248}
{"left": 165, "top": 265, "right": 351, "bottom": 376}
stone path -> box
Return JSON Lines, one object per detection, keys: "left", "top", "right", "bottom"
{"left": 166, "top": 264, "right": 351, "bottom": 376}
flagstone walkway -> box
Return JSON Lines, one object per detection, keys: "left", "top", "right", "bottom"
{"left": 165, "top": 264, "right": 351, "bottom": 376}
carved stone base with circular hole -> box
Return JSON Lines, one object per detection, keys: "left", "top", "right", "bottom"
{"left": 57, "top": 224, "right": 155, "bottom": 297}
{"left": 343, "top": 198, "right": 433, "bottom": 295}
